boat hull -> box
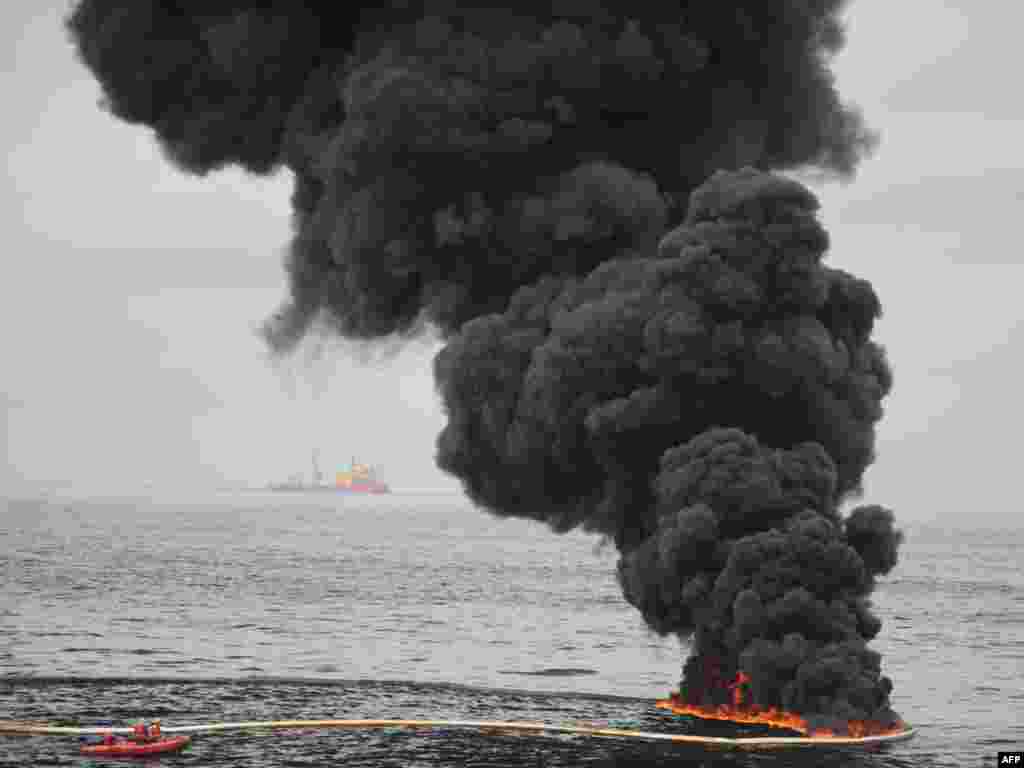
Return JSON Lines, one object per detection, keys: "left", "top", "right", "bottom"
{"left": 81, "top": 735, "right": 191, "bottom": 756}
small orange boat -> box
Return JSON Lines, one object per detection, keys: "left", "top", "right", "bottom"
{"left": 80, "top": 735, "right": 190, "bottom": 756}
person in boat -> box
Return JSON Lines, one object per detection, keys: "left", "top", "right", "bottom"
{"left": 129, "top": 719, "right": 163, "bottom": 742}
{"left": 92, "top": 728, "right": 122, "bottom": 746}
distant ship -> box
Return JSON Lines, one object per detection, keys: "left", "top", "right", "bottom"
{"left": 269, "top": 451, "right": 391, "bottom": 494}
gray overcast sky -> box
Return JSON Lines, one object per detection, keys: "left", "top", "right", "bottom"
{"left": 3, "top": 2, "right": 1020, "bottom": 522}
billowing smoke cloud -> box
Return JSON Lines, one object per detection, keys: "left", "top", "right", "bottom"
{"left": 69, "top": 0, "right": 902, "bottom": 725}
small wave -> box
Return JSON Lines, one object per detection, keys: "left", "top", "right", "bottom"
{"left": 498, "top": 668, "right": 598, "bottom": 677}
{"left": 126, "top": 649, "right": 178, "bottom": 656}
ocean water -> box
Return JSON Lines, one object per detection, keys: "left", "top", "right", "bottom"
{"left": 1, "top": 494, "right": 1021, "bottom": 766}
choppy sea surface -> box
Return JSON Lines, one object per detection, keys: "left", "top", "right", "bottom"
{"left": 1, "top": 494, "right": 1021, "bottom": 766}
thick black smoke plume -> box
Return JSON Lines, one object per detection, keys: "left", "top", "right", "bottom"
{"left": 69, "top": 0, "right": 902, "bottom": 724}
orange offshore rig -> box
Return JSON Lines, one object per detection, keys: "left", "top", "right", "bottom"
{"left": 334, "top": 459, "right": 390, "bottom": 494}
{"left": 270, "top": 452, "right": 390, "bottom": 494}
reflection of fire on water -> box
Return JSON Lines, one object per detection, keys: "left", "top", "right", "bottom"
{"left": 656, "top": 672, "right": 906, "bottom": 738}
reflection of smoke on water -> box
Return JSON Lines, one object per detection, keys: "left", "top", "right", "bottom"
{"left": 68, "top": 0, "right": 900, "bottom": 725}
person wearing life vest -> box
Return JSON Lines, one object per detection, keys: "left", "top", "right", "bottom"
{"left": 132, "top": 722, "right": 149, "bottom": 742}
{"left": 151, "top": 719, "right": 162, "bottom": 739}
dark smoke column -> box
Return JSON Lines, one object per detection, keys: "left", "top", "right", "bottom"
{"left": 68, "top": 0, "right": 902, "bottom": 725}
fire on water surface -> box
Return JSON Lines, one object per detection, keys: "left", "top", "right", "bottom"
{"left": 656, "top": 673, "right": 906, "bottom": 739}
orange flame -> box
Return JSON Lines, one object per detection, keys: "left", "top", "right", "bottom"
{"left": 656, "top": 673, "right": 904, "bottom": 738}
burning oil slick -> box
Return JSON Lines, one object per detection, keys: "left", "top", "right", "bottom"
{"left": 68, "top": 0, "right": 903, "bottom": 733}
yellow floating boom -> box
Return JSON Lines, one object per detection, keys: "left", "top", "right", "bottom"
{"left": 0, "top": 718, "right": 915, "bottom": 748}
